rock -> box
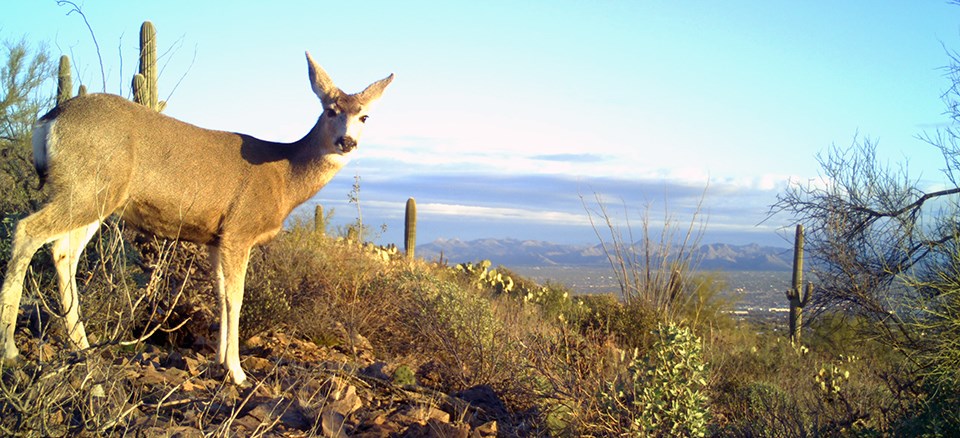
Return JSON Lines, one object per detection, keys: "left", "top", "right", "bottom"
{"left": 455, "top": 385, "right": 508, "bottom": 418}
{"left": 354, "top": 412, "right": 406, "bottom": 437}
{"left": 353, "top": 422, "right": 403, "bottom": 438}
{"left": 315, "top": 376, "right": 364, "bottom": 437}
{"left": 183, "top": 355, "right": 204, "bottom": 376}
{"left": 244, "top": 335, "right": 265, "bottom": 348}
{"left": 321, "top": 410, "right": 349, "bottom": 437}
{"left": 232, "top": 414, "right": 264, "bottom": 432}
{"left": 404, "top": 419, "right": 470, "bottom": 438}
{"left": 244, "top": 398, "right": 311, "bottom": 431}
{"left": 416, "top": 361, "right": 445, "bottom": 389}
{"left": 475, "top": 421, "right": 498, "bottom": 437}
{"left": 349, "top": 331, "right": 373, "bottom": 352}
{"left": 322, "top": 377, "right": 363, "bottom": 414}
{"left": 400, "top": 406, "right": 451, "bottom": 425}
{"left": 164, "top": 350, "right": 205, "bottom": 377}
{"left": 181, "top": 379, "right": 205, "bottom": 392}
{"left": 242, "top": 355, "right": 274, "bottom": 373}
{"left": 134, "top": 350, "right": 161, "bottom": 368}
{"left": 138, "top": 363, "right": 168, "bottom": 386}
{"left": 325, "top": 385, "right": 362, "bottom": 417}
{"left": 164, "top": 349, "right": 187, "bottom": 369}
{"left": 426, "top": 419, "right": 470, "bottom": 438}
{"left": 361, "top": 362, "right": 391, "bottom": 380}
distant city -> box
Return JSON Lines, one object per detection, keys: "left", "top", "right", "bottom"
{"left": 417, "top": 238, "right": 794, "bottom": 271}
{"left": 418, "top": 238, "right": 794, "bottom": 325}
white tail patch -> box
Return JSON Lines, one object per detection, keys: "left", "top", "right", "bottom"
{"left": 31, "top": 119, "right": 55, "bottom": 184}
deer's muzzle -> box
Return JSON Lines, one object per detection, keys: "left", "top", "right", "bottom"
{"left": 337, "top": 136, "right": 357, "bottom": 153}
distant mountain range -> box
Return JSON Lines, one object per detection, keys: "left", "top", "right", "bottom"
{"left": 417, "top": 238, "right": 793, "bottom": 271}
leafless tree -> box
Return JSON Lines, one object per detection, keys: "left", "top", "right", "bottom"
{"left": 771, "top": 48, "right": 960, "bottom": 351}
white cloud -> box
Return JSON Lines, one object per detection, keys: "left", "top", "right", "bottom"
{"left": 330, "top": 199, "right": 593, "bottom": 226}
{"left": 419, "top": 202, "right": 593, "bottom": 226}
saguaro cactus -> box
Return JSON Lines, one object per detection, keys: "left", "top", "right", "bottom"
{"left": 57, "top": 55, "right": 72, "bottom": 106}
{"left": 404, "top": 197, "right": 417, "bottom": 259}
{"left": 786, "top": 224, "right": 812, "bottom": 342}
{"left": 314, "top": 205, "right": 325, "bottom": 235}
{"left": 132, "top": 21, "right": 165, "bottom": 112}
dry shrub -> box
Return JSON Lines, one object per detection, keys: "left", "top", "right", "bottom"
{"left": 392, "top": 270, "right": 524, "bottom": 391}
{"left": 0, "top": 355, "right": 137, "bottom": 435}
{"left": 244, "top": 222, "right": 404, "bottom": 349}
{"left": 68, "top": 222, "right": 217, "bottom": 351}
{"left": 708, "top": 321, "right": 909, "bottom": 436}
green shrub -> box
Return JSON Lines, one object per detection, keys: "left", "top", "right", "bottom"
{"left": 713, "top": 380, "right": 809, "bottom": 437}
{"left": 597, "top": 322, "right": 710, "bottom": 437}
{"left": 398, "top": 270, "right": 515, "bottom": 389}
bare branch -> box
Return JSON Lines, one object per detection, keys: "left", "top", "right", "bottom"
{"left": 56, "top": 0, "right": 106, "bottom": 92}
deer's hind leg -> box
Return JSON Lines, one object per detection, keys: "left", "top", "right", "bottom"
{"left": 50, "top": 222, "right": 101, "bottom": 351}
{"left": 1, "top": 204, "right": 99, "bottom": 363}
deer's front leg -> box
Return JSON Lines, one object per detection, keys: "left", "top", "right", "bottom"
{"left": 210, "top": 245, "right": 252, "bottom": 385}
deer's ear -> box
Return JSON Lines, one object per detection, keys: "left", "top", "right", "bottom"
{"left": 306, "top": 51, "right": 339, "bottom": 103}
{"left": 358, "top": 73, "right": 395, "bottom": 104}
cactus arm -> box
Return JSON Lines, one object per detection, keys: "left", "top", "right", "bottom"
{"left": 57, "top": 55, "right": 73, "bottom": 105}
{"left": 800, "top": 282, "right": 813, "bottom": 307}
{"left": 786, "top": 286, "right": 798, "bottom": 301}
{"left": 133, "top": 21, "right": 164, "bottom": 112}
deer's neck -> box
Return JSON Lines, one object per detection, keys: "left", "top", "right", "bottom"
{"left": 286, "top": 117, "right": 348, "bottom": 206}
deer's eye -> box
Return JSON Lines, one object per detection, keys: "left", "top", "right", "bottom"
{"left": 359, "top": 115, "right": 369, "bottom": 123}
{"left": 325, "top": 109, "right": 338, "bottom": 118}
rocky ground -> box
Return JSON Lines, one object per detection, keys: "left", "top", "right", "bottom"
{"left": 3, "top": 327, "right": 507, "bottom": 437}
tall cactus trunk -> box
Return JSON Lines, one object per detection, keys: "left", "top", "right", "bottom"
{"left": 314, "top": 204, "right": 325, "bottom": 235}
{"left": 786, "top": 224, "right": 812, "bottom": 343}
{"left": 404, "top": 197, "right": 417, "bottom": 259}
{"left": 132, "top": 21, "right": 165, "bottom": 112}
{"left": 57, "top": 55, "right": 73, "bottom": 106}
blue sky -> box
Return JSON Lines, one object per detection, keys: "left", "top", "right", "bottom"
{"left": 4, "top": 1, "right": 959, "bottom": 247}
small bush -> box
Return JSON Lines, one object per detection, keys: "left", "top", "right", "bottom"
{"left": 714, "top": 380, "right": 809, "bottom": 437}
{"left": 396, "top": 270, "right": 518, "bottom": 390}
{"left": 595, "top": 322, "right": 710, "bottom": 437}
{"left": 243, "top": 221, "right": 403, "bottom": 348}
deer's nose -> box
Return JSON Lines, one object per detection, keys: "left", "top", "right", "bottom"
{"left": 337, "top": 136, "right": 357, "bottom": 153}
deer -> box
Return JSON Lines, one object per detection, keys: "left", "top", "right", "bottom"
{"left": 0, "top": 52, "right": 393, "bottom": 386}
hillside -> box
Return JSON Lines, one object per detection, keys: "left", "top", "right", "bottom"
{"left": 418, "top": 238, "right": 792, "bottom": 271}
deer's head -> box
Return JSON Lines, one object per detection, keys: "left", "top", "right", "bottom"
{"left": 307, "top": 52, "right": 394, "bottom": 155}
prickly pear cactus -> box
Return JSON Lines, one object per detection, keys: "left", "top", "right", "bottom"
{"left": 455, "top": 260, "right": 515, "bottom": 294}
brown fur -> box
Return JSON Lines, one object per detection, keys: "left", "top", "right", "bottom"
{"left": 0, "top": 53, "right": 393, "bottom": 385}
